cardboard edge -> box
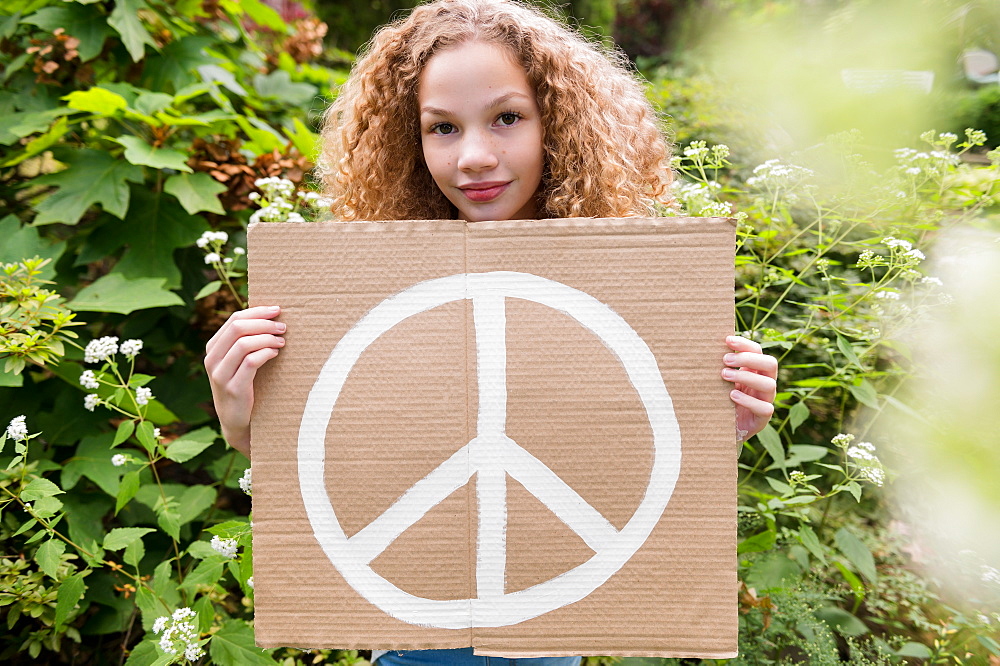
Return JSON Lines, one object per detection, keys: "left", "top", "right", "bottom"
{"left": 473, "top": 650, "right": 740, "bottom": 659}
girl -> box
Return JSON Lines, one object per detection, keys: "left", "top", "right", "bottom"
{"left": 205, "top": 1, "right": 778, "bottom": 663}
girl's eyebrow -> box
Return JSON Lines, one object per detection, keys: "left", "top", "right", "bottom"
{"left": 419, "top": 91, "right": 533, "bottom": 117}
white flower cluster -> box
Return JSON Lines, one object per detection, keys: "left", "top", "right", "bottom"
{"left": 84, "top": 337, "right": 144, "bottom": 364}
{"left": 881, "top": 236, "right": 925, "bottom": 264}
{"left": 111, "top": 453, "right": 127, "bottom": 467}
{"left": 746, "top": 159, "right": 815, "bottom": 190}
{"left": 921, "top": 276, "right": 943, "bottom": 287}
{"left": 196, "top": 230, "right": 229, "bottom": 248}
{"left": 297, "top": 190, "right": 333, "bottom": 208}
{"left": 152, "top": 607, "right": 204, "bottom": 661}
{"left": 79, "top": 370, "right": 100, "bottom": 389}
{"left": 249, "top": 200, "right": 296, "bottom": 224}
{"left": 120, "top": 339, "right": 143, "bottom": 358}
{"left": 874, "top": 290, "right": 900, "bottom": 300}
{"left": 84, "top": 394, "right": 101, "bottom": 412}
{"left": 846, "top": 441, "right": 885, "bottom": 487}
{"left": 247, "top": 576, "right": 254, "bottom": 589}
{"left": 831, "top": 433, "right": 854, "bottom": 448}
{"left": 671, "top": 180, "right": 733, "bottom": 217}
{"left": 135, "top": 387, "right": 153, "bottom": 406}
{"left": 249, "top": 177, "right": 330, "bottom": 224}
{"left": 211, "top": 535, "right": 238, "bottom": 558}
{"left": 894, "top": 147, "right": 960, "bottom": 177}
{"left": 204, "top": 252, "right": 221, "bottom": 265}
{"left": 84, "top": 336, "right": 119, "bottom": 363}
{"left": 255, "top": 176, "right": 295, "bottom": 198}
{"left": 238, "top": 467, "right": 252, "bottom": 496}
{"left": 6, "top": 415, "right": 27, "bottom": 441}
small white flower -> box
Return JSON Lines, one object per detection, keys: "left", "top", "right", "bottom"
{"left": 247, "top": 576, "right": 254, "bottom": 589}
{"left": 847, "top": 445, "right": 876, "bottom": 461}
{"left": 921, "top": 276, "right": 942, "bottom": 286}
{"left": 195, "top": 235, "right": 210, "bottom": 249}
{"left": 248, "top": 191, "right": 261, "bottom": 201}
{"left": 233, "top": 247, "right": 246, "bottom": 255}
{"left": 172, "top": 607, "right": 196, "bottom": 621}
{"left": 858, "top": 465, "right": 885, "bottom": 486}
{"left": 184, "top": 644, "right": 205, "bottom": 661}
{"left": 286, "top": 212, "right": 305, "bottom": 223}
{"left": 210, "top": 535, "right": 238, "bottom": 558}
{"left": 875, "top": 290, "right": 900, "bottom": 300}
{"left": 204, "top": 252, "right": 220, "bottom": 265}
{"left": 238, "top": 467, "right": 252, "bottom": 496}
{"left": 6, "top": 415, "right": 27, "bottom": 441}
{"left": 84, "top": 336, "right": 119, "bottom": 364}
{"left": 905, "top": 248, "right": 925, "bottom": 261}
{"left": 152, "top": 616, "right": 168, "bottom": 634}
{"left": 79, "top": 369, "right": 100, "bottom": 389}
{"left": 84, "top": 394, "right": 100, "bottom": 412}
{"left": 135, "top": 387, "right": 153, "bottom": 406}
{"left": 223, "top": 257, "right": 233, "bottom": 264}
{"left": 120, "top": 339, "right": 143, "bottom": 358}
{"left": 111, "top": 454, "right": 127, "bottom": 467}
{"left": 831, "top": 433, "right": 854, "bottom": 448}
{"left": 153, "top": 427, "right": 161, "bottom": 439}
{"left": 905, "top": 167, "right": 922, "bottom": 176}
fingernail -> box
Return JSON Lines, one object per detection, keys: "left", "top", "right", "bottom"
{"left": 722, "top": 368, "right": 736, "bottom": 379}
{"left": 276, "top": 322, "right": 286, "bottom": 333}
{"left": 724, "top": 353, "right": 737, "bottom": 364}
{"left": 276, "top": 337, "right": 285, "bottom": 346}
{"left": 269, "top": 305, "right": 280, "bottom": 311}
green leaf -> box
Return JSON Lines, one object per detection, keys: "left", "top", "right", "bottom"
{"left": 894, "top": 642, "right": 932, "bottom": 658}
{"left": 0, "top": 108, "right": 67, "bottom": 146}
{"left": 69, "top": 274, "right": 184, "bottom": 315}
{"left": 195, "top": 280, "right": 223, "bottom": 300}
{"left": 835, "top": 527, "right": 877, "bottom": 583}
{"left": 102, "top": 187, "right": 207, "bottom": 289}
{"left": 239, "top": 0, "right": 288, "bottom": 31}
{"left": 198, "top": 64, "right": 248, "bottom": 96}
{"left": 21, "top": 477, "right": 65, "bottom": 501}
{"left": 2, "top": 116, "right": 70, "bottom": 167}
{"left": 180, "top": 558, "right": 224, "bottom": 590}
{"left": 108, "top": 0, "right": 158, "bottom": 62}
{"left": 113, "top": 420, "right": 136, "bottom": 446}
{"left": 788, "top": 401, "right": 809, "bottom": 433}
{"left": 116, "top": 470, "right": 141, "bottom": 514}
{"left": 124, "top": 536, "right": 145, "bottom": 567}
{"left": 977, "top": 635, "right": 1000, "bottom": 657}
{"left": 756, "top": 424, "right": 785, "bottom": 468}
{"left": 814, "top": 606, "right": 868, "bottom": 636}
{"left": 0, "top": 215, "right": 66, "bottom": 279}
{"left": 210, "top": 619, "right": 279, "bottom": 666}
{"left": 133, "top": 91, "right": 174, "bottom": 116}
{"left": 64, "top": 87, "right": 128, "bottom": 115}
{"left": 797, "top": 525, "right": 827, "bottom": 564}
{"left": 164, "top": 427, "right": 218, "bottom": 463}
{"left": 836, "top": 334, "right": 863, "bottom": 369}
{"left": 136, "top": 421, "right": 157, "bottom": 455}
{"left": 123, "top": 640, "right": 161, "bottom": 666}
{"left": 764, "top": 475, "right": 793, "bottom": 495}
{"left": 55, "top": 572, "right": 88, "bottom": 627}
{"left": 164, "top": 172, "right": 226, "bottom": 215}
{"left": 252, "top": 69, "right": 317, "bottom": 106}
{"left": 848, "top": 378, "right": 880, "bottom": 409}
{"left": 288, "top": 117, "right": 319, "bottom": 160}
{"left": 35, "top": 538, "right": 66, "bottom": 579}
{"left": 193, "top": 595, "right": 214, "bottom": 633}
{"left": 23, "top": 4, "right": 112, "bottom": 61}
{"left": 114, "top": 135, "right": 192, "bottom": 172}
{"left": 738, "top": 529, "right": 776, "bottom": 554}
{"left": 105, "top": 527, "right": 156, "bottom": 551}
{"left": 143, "top": 36, "right": 217, "bottom": 92}
{"left": 61, "top": 433, "right": 120, "bottom": 497}
{"left": 33, "top": 149, "right": 144, "bottom": 225}
{"left": 176, "top": 485, "right": 217, "bottom": 525}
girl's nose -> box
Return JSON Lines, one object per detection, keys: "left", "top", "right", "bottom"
{"left": 456, "top": 130, "right": 499, "bottom": 172}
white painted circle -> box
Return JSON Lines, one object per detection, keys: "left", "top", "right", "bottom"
{"left": 298, "top": 271, "right": 681, "bottom": 629}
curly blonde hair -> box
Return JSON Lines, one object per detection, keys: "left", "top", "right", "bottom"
{"left": 319, "top": 0, "right": 672, "bottom": 221}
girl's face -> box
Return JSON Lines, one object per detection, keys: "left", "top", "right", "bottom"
{"left": 418, "top": 41, "right": 544, "bottom": 222}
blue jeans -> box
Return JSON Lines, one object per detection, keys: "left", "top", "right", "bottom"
{"left": 375, "top": 647, "right": 582, "bottom": 665}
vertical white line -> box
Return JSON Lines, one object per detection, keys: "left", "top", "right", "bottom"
{"left": 473, "top": 295, "right": 507, "bottom": 599}
{"left": 473, "top": 295, "right": 507, "bottom": 435}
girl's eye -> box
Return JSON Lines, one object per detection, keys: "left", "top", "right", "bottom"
{"left": 497, "top": 112, "right": 521, "bottom": 126}
{"left": 430, "top": 123, "right": 455, "bottom": 135}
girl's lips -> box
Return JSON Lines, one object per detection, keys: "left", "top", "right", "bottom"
{"left": 459, "top": 181, "right": 510, "bottom": 202}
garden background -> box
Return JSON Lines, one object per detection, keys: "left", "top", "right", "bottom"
{"left": 2, "top": 0, "right": 1000, "bottom": 663}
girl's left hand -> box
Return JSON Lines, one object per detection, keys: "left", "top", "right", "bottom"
{"left": 722, "top": 335, "right": 778, "bottom": 441}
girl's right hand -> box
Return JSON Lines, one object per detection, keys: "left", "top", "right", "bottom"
{"left": 205, "top": 306, "right": 285, "bottom": 458}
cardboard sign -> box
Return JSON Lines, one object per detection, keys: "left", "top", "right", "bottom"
{"left": 247, "top": 217, "right": 737, "bottom": 658}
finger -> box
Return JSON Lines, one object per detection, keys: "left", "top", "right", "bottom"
{"left": 725, "top": 335, "right": 762, "bottom": 354}
{"left": 723, "top": 351, "right": 778, "bottom": 377}
{"left": 730, "top": 389, "right": 775, "bottom": 419}
{"left": 206, "top": 306, "right": 281, "bottom": 352}
{"left": 206, "top": 312, "right": 285, "bottom": 367}
{"left": 228, "top": 347, "right": 281, "bottom": 400}
{"left": 722, "top": 368, "right": 777, "bottom": 397}
{"left": 210, "top": 334, "right": 285, "bottom": 388}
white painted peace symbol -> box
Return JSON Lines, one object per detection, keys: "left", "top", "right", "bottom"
{"left": 298, "top": 271, "right": 681, "bottom": 629}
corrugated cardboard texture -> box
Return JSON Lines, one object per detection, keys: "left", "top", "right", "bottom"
{"left": 247, "top": 217, "right": 737, "bottom": 658}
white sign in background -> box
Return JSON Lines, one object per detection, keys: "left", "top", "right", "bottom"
{"left": 298, "top": 272, "right": 682, "bottom": 629}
